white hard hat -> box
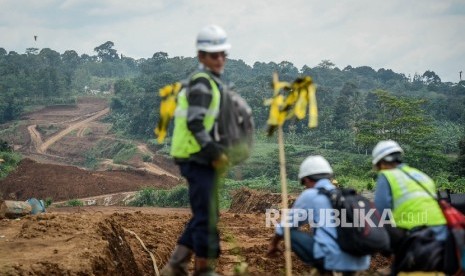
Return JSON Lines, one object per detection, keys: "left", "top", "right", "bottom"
{"left": 196, "top": 25, "right": 231, "bottom": 53}
{"left": 298, "top": 155, "right": 333, "bottom": 179}
{"left": 372, "top": 140, "right": 404, "bottom": 165}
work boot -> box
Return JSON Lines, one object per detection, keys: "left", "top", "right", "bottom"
{"left": 193, "top": 257, "right": 221, "bottom": 276}
{"left": 160, "top": 245, "right": 193, "bottom": 276}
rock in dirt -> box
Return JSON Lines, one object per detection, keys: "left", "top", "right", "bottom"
{"left": 0, "top": 200, "right": 32, "bottom": 219}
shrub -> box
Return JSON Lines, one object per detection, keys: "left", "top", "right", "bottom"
{"left": 142, "top": 154, "right": 152, "bottom": 162}
{"left": 66, "top": 199, "right": 84, "bottom": 206}
{"left": 0, "top": 151, "right": 22, "bottom": 179}
{"left": 44, "top": 197, "right": 53, "bottom": 207}
{"left": 130, "top": 186, "right": 189, "bottom": 207}
{"left": 84, "top": 152, "right": 98, "bottom": 169}
{"left": 335, "top": 175, "right": 371, "bottom": 191}
{"left": 113, "top": 144, "right": 137, "bottom": 164}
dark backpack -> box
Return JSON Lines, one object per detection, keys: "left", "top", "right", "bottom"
{"left": 216, "top": 88, "right": 254, "bottom": 166}
{"left": 318, "top": 188, "right": 390, "bottom": 256}
{"left": 402, "top": 170, "right": 464, "bottom": 274}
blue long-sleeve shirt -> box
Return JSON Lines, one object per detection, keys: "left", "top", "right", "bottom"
{"left": 374, "top": 164, "right": 448, "bottom": 241}
{"left": 275, "top": 179, "right": 370, "bottom": 271}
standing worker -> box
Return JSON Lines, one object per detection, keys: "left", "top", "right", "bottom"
{"left": 160, "top": 25, "right": 231, "bottom": 276}
{"left": 267, "top": 155, "right": 370, "bottom": 275}
{"left": 372, "top": 140, "right": 448, "bottom": 273}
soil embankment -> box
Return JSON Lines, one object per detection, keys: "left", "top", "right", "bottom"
{"left": 0, "top": 158, "right": 179, "bottom": 202}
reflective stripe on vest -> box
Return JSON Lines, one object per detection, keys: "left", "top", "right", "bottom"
{"left": 170, "top": 72, "right": 221, "bottom": 158}
{"left": 381, "top": 165, "right": 446, "bottom": 229}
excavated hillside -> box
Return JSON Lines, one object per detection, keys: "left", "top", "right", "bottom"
{"left": 0, "top": 158, "right": 178, "bottom": 202}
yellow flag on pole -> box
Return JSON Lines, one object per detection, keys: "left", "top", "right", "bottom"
{"left": 154, "top": 82, "right": 182, "bottom": 143}
{"left": 265, "top": 73, "right": 318, "bottom": 136}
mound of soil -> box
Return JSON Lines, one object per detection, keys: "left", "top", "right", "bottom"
{"left": 229, "top": 187, "right": 296, "bottom": 214}
{"left": 0, "top": 159, "right": 180, "bottom": 202}
{"left": 0, "top": 209, "right": 189, "bottom": 275}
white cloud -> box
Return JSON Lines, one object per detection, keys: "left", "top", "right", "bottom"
{"left": 1, "top": 0, "right": 464, "bottom": 82}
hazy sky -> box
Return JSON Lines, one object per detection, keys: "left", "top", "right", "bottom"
{"left": 1, "top": 0, "right": 464, "bottom": 82}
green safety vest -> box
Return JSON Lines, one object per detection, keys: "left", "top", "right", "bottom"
{"left": 380, "top": 165, "right": 446, "bottom": 229}
{"left": 170, "top": 72, "right": 221, "bottom": 159}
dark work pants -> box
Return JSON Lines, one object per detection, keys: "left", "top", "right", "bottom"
{"left": 177, "top": 162, "right": 220, "bottom": 259}
{"left": 289, "top": 230, "right": 324, "bottom": 269}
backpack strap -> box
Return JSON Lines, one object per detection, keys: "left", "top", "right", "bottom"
{"left": 316, "top": 187, "right": 331, "bottom": 197}
{"left": 316, "top": 188, "right": 338, "bottom": 241}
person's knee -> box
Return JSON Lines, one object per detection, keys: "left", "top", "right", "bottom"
{"left": 290, "top": 229, "right": 312, "bottom": 245}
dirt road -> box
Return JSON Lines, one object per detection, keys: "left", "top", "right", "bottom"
{"left": 137, "top": 144, "right": 179, "bottom": 179}
{"left": 26, "top": 125, "right": 42, "bottom": 152}
{"left": 38, "top": 108, "right": 110, "bottom": 154}
{"left": 76, "top": 126, "right": 87, "bottom": 137}
{"left": 23, "top": 100, "right": 178, "bottom": 180}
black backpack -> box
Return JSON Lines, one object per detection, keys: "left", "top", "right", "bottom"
{"left": 317, "top": 188, "right": 390, "bottom": 256}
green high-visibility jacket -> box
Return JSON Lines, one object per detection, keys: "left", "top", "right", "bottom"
{"left": 170, "top": 72, "right": 221, "bottom": 159}
{"left": 380, "top": 165, "right": 446, "bottom": 229}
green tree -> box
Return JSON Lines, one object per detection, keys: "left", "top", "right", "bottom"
{"left": 332, "top": 82, "right": 364, "bottom": 131}
{"left": 377, "top": 68, "right": 408, "bottom": 83}
{"left": 458, "top": 136, "right": 465, "bottom": 177}
{"left": 61, "top": 50, "right": 80, "bottom": 67}
{"left": 94, "top": 41, "right": 119, "bottom": 62}
{"left": 0, "top": 139, "right": 13, "bottom": 152}
{"left": 317, "top": 59, "right": 335, "bottom": 69}
{"left": 1, "top": 99, "right": 23, "bottom": 122}
{"left": 422, "top": 70, "right": 441, "bottom": 85}
{"left": 356, "top": 90, "right": 435, "bottom": 151}
{"left": 152, "top": 51, "right": 169, "bottom": 61}
{"left": 25, "top": 48, "right": 39, "bottom": 56}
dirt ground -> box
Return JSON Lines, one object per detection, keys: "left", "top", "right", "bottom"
{"left": 0, "top": 97, "right": 391, "bottom": 275}
{"left": 0, "top": 206, "right": 390, "bottom": 276}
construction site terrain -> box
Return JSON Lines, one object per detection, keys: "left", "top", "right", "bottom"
{"left": 0, "top": 97, "right": 389, "bottom": 275}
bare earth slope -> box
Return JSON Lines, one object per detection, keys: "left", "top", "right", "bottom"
{"left": 0, "top": 158, "right": 179, "bottom": 201}
{"left": 0, "top": 96, "right": 180, "bottom": 203}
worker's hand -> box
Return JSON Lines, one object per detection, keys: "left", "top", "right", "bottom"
{"left": 202, "top": 142, "right": 222, "bottom": 162}
{"left": 266, "top": 243, "right": 282, "bottom": 258}
{"left": 212, "top": 153, "right": 229, "bottom": 174}
{"left": 201, "top": 142, "right": 229, "bottom": 173}
{"left": 266, "top": 235, "right": 283, "bottom": 258}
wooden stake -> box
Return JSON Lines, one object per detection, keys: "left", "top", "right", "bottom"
{"left": 278, "top": 126, "right": 292, "bottom": 276}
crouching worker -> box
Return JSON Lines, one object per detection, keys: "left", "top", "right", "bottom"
{"left": 372, "top": 140, "right": 449, "bottom": 274}
{"left": 267, "top": 155, "right": 370, "bottom": 275}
